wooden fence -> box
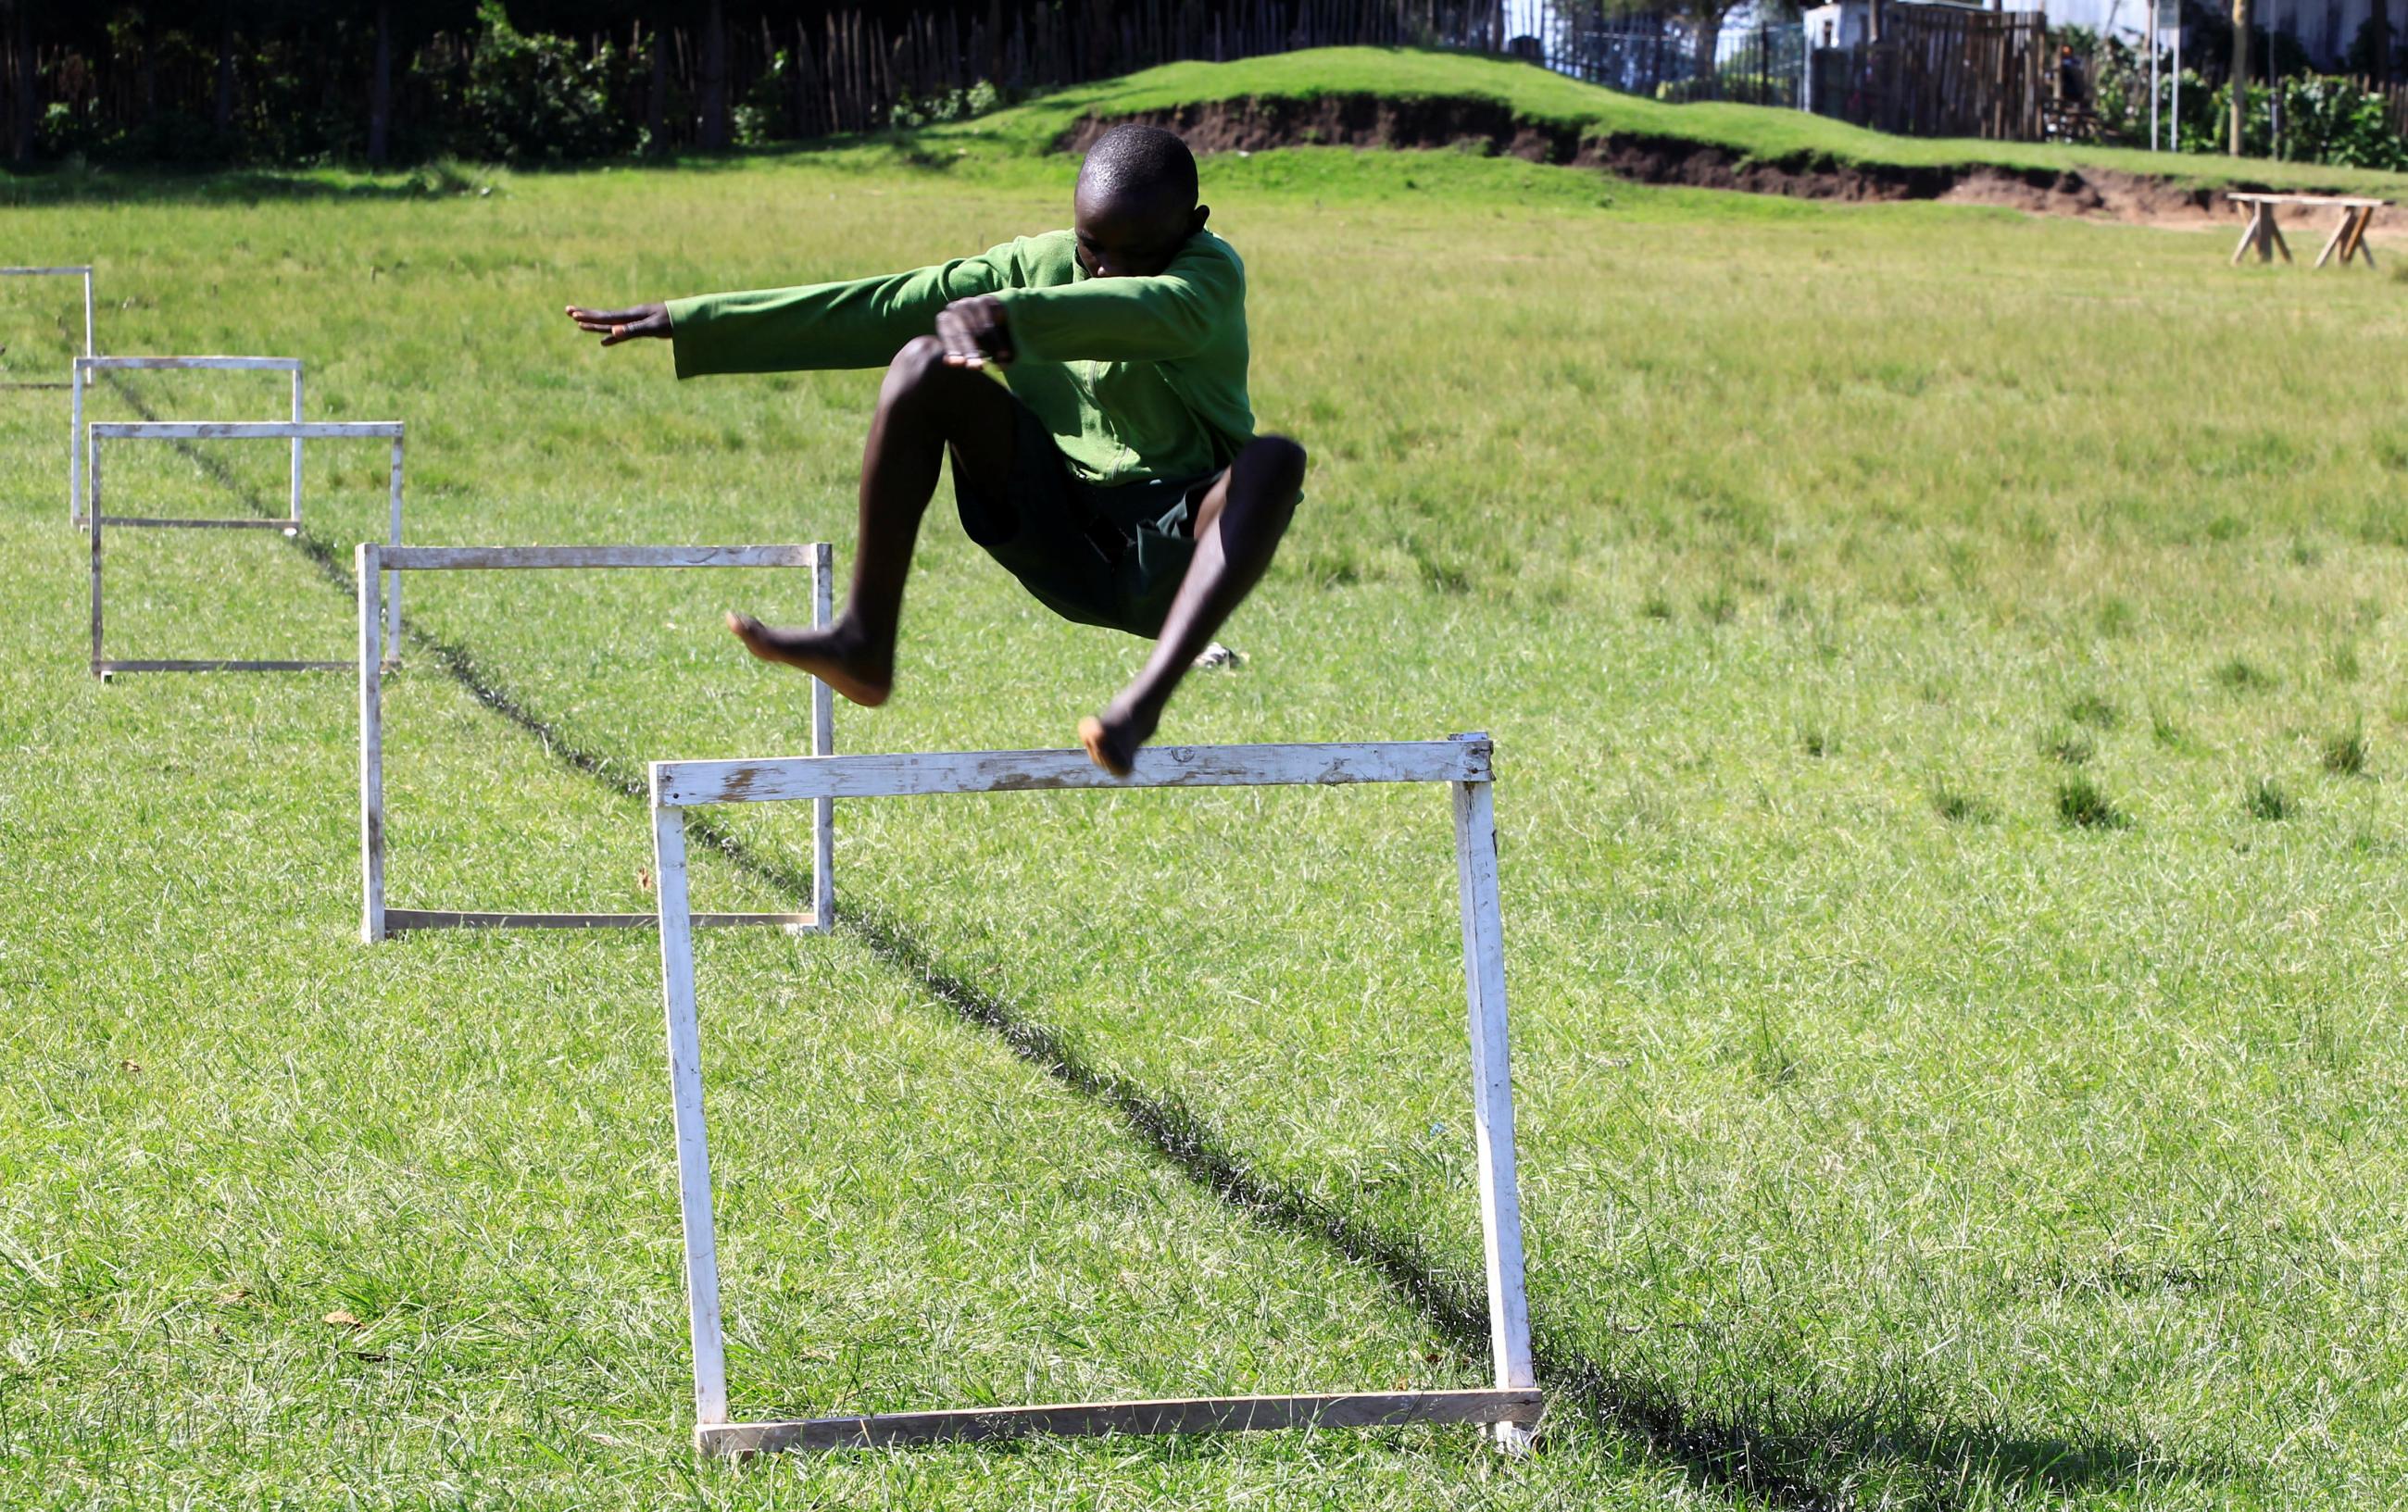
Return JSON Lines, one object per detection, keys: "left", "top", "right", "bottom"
{"left": 9, "top": 0, "right": 1510, "bottom": 159}
{"left": 1809, "top": 6, "right": 2048, "bottom": 142}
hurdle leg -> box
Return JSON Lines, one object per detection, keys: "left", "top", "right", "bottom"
{"left": 358, "top": 545, "right": 386, "bottom": 943}
{"left": 2231, "top": 204, "right": 2262, "bottom": 266}
{"left": 1450, "top": 748, "right": 1536, "bottom": 1453}
{"left": 655, "top": 801, "right": 732, "bottom": 1435}
{"left": 69, "top": 360, "right": 83, "bottom": 526}
{"left": 386, "top": 437, "right": 405, "bottom": 649}
{"left": 81, "top": 268, "right": 94, "bottom": 357}
{"left": 88, "top": 442, "right": 104, "bottom": 678}
{"left": 811, "top": 542, "right": 834, "bottom": 930}
{"left": 2316, "top": 208, "right": 2351, "bottom": 269}
{"left": 289, "top": 368, "right": 305, "bottom": 524}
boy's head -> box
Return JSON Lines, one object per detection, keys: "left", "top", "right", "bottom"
{"left": 1073, "top": 126, "right": 1207, "bottom": 280}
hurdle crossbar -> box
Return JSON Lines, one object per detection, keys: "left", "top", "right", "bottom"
{"left": 70, "top": 356, "right": 303, "bottom": 528}
{"left": 357, "top": 541, "right": 835, "bottom": 943}
{"left": 646, "top": 731, "right": 1537, "bottom": 1457}
{"left": 88, "top": 419, "right": 404, "bottom": 679}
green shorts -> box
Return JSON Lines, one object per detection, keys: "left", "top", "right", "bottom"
{"left": 953, "top": 398, "right": 1220, "bottom": 639}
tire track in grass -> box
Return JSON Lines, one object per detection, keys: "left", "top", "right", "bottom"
{"left": 105, "top": 369, "right": 2185, "bottom": 1512}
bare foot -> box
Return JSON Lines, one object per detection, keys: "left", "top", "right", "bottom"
{"left": 725, "top": 612, "right": 893, "bottom": 707}
{"left": 1078, "top": 701, "right": 1159, "bottom": 778}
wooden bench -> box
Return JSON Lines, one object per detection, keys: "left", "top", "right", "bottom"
{"left": 2226, "top": 192, "right": 2389, "bottom": 269}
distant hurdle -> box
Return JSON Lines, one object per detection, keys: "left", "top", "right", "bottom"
{"left": 355, "top": 542, "right": 835, "bottom": 943}
{"left": 88, "top": 419, "right": 405, "bottom": 678}
{"left": 0, "top": 265, "right": 95, "bottom": 386}
{"left": 645, "top": 732, "right": 1538, "bottom": 1456}
{"left": 71, "top": 356, "right": 306, "bottom": 527}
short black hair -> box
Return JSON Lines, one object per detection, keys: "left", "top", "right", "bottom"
{"left": 1079, "top": 124, "right": 1198, "bottom": 207}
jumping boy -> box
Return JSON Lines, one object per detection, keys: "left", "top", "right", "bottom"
{"left": 565, "top": 125, "right": 1304, "bottom": 775}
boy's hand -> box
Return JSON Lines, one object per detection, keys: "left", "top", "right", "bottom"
{"left": 935, "top": 295, "right": 1013, "bottom": 368}
{"left": 565, "top": 302, "right": 672, "bottom": 346}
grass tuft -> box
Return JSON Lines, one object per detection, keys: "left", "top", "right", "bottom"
{"left": 2322, "top": 725, "right": 2368, "bottom": 776}
{"left": 2057, "top": 775, "right": 2131, "bottom": 830}
{"left": 2041, "top": 725, "right": 2096, "bottom": 766}
{"left": 2246, "top": 776, "right": 2297, "bottom": 820}
{"left": 2067, "top": 694, "right": 2120, "bottom": 730}
{"left": 2214, "top": 657, "right": 2276, "bottom": 692}
{"left": 1933, "top": 783, "right": 1995, "bottom": 823}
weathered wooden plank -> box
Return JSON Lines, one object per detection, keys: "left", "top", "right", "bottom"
{"left": 95, "top": 515, "right": 298, "bottom": 531}
{"left": 384, "top": 908, "right": 817, "bottom": 931}
{"left": 810, "top": 542, "right": 836, "bottom": 928}
{"left": 697, "top": 1388, "right": 1543, "bottom": 1456}
{"left": 89, "top": 420, "right": 403, "bottom": 440}
{"left": 73, "top": 355, "right": 302, "bottom": 372}
{"left": 653, "top": 805, "right": 732, "bottom": 1430}
{"left": 0, "top": 265, "right": 94, "bottom": 275}
{"left": 96, "top": 659, "right": 353, "bottom": 673}
{"left": 1453, "top": 768, "right": 1536, "bottom": 1454}
{"left": 382, "top": 544, "right": 819, "bottom": 571}
{"left": 655, "top": 737, "right": 1492, "bottom": 806}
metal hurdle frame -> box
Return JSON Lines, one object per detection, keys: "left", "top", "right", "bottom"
{"left": 355, "top": 542, "right": 836, "bottom": 943}
{"left": 646, "top": 732, "right": 1539, "bottom": 1457}
{"left": 88, "top": 419, "right": 404, "bottom": 679}
{"left": 70, "top": 356, "right": 304, "bottom": 528}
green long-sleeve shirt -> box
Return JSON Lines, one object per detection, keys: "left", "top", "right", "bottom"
{"left": 666, "top": 229, "right": 1254, "bottom": 489}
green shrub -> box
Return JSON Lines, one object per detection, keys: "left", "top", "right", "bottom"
{"left": 455, "top": 2, "right": 637, "bottom": 164}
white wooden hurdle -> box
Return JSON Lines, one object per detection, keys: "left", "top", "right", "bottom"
{"left": 646, "top": 732, "right": 1539, "bottom": 1457}
{"left": 70, "top": 356, "right": 305, "bottom": 527}
{"left": 88, "top": 419, "right": 404, "bottom": 679}
{"left": 356, "top": 542, "right": 835, "bottom": 943}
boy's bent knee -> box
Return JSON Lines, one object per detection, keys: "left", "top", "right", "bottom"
{"left": 882, "top": 336, "right": 971, "bottom": 408}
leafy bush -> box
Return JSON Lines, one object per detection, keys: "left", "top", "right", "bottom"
{"left": 454, "top": 2, "right": 637, "bottom": 164}
{"left": 2168, "top": 72, "right": 2408, "bottom": 168}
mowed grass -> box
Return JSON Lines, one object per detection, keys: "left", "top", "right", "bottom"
{"left": 4, "top": 105, "right": 2407, "bottom": 1511}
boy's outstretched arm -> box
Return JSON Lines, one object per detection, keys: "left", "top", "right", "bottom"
{"left": 564, "top": 302, "right": 671, "bottom": 344}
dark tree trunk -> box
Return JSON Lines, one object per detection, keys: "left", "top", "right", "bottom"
{"left": 699, "top": 0, "right": 728, "bottom": 149}
{"left": 646, "top": 23, "right": 667, "bottom": 152}
{"left": 368, "top": 0, "right": 392, "bottom": 168}
{"left": 214, "top": 19, "right": 235, "bottom": 133}
{"left": 11, "top": 0, "right": 35, "bottom": 162}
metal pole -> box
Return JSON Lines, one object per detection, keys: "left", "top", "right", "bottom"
{"left": 358, "top": 544, "right": 385, "bottom": 943}
{"left": 653, "top": 797, "right": 730, "bottom": 1434}
{"left": 810, "top": 542, "right": 834, "bottom": 930}
{"left": 1449, "top": 751, "right": 1536, "bottom": 1454}
{"left": 289, "top": 368, "right": 305, "bottom": 523}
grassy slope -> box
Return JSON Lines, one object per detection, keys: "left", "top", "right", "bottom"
{"left": 4, "top": 56, "right": 2408, "bottom": 1512}
{"left": 924, "top": 45, "right": 2408, "bottom": 197}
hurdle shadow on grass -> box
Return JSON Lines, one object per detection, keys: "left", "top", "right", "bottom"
{"left": 127, "top": 375, "right": 2222, "bottom": 1509}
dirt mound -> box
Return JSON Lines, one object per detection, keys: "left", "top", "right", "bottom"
{"left": 1056, "top": 94, "right": 2344, "bottom": 230}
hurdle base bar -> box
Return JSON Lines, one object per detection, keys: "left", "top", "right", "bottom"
{"left": 383, "top": 907, "right": 818, "bottom": 933}
{"left": 98, "top": 658, "right": 357, "bottom": 677}
{"left": 96, "top": 515, "right": 299, "bottom": 532}
{"left": 696, "top": 1387, "right": 1542, "bottom": 1457}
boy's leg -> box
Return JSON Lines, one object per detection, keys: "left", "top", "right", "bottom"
{"left": 1080, "top": 433, "right": 1306, "bottom": 775}
{"left": 730, "top": 335, "right": 1020, "bottom": 705}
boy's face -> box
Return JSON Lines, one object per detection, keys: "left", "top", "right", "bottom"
{"left": 1072, "top": 181, "right": 1207, "bottom": 280}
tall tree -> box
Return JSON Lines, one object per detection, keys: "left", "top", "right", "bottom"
{"left": 369, "top": 0, "right": 393, "bottom": 165}
{"left": 2231, "top": 0, "right": 2249, "bottom": 154}
{"left": 698, "top": 0, "right": 729, "bottom": 149}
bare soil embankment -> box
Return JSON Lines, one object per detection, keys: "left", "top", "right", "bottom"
{"left": 1059, "top": 94, "right": 2374, "bottom": 231}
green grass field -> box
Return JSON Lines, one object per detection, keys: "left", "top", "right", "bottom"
{"left": 6, "top": 51, "right": 2407, "bottom": 1512}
